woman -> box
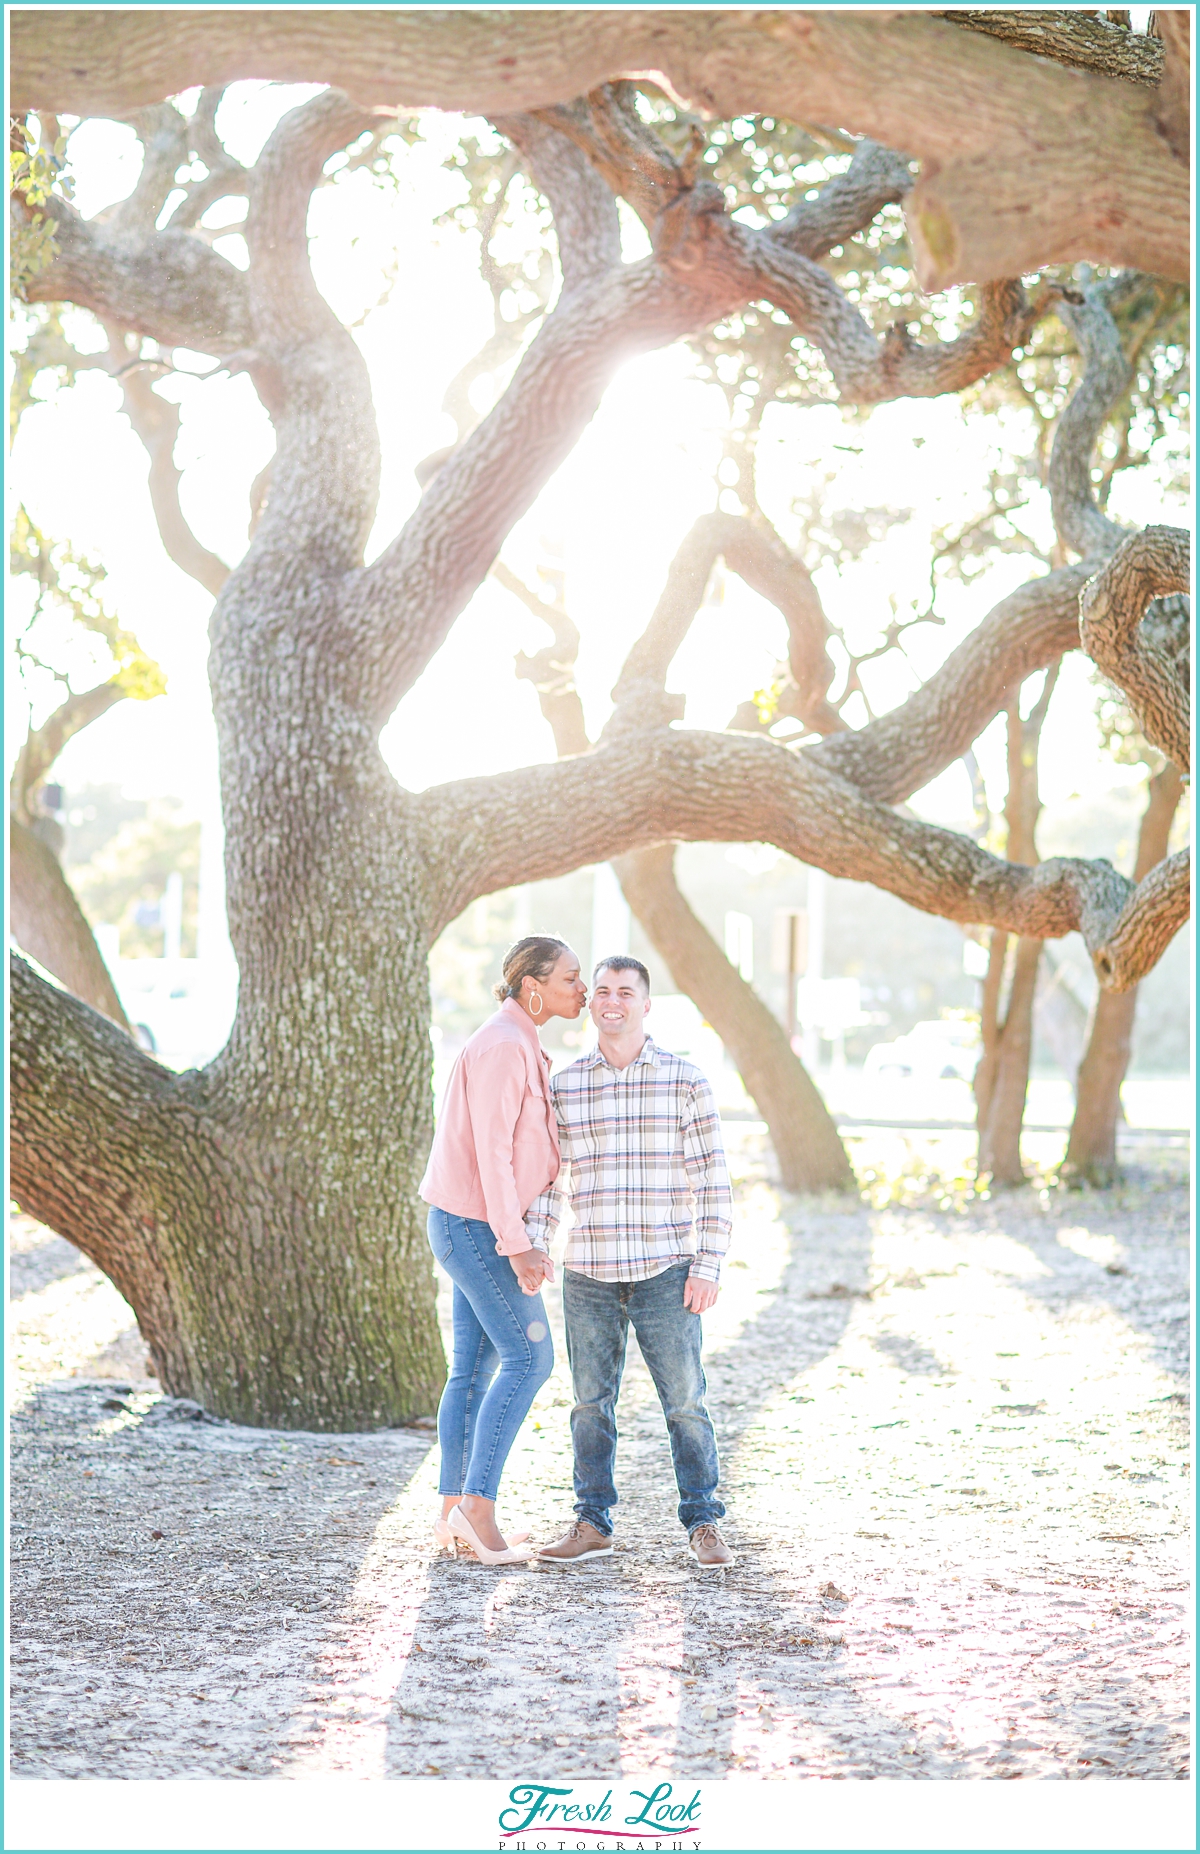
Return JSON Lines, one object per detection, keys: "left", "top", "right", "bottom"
{"left": 419, "top": 936, "right": 587, "bottom": 1565}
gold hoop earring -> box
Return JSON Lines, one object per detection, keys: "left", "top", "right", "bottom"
{"left": 529, "top": 990, "right": 544, "bottom": 1017}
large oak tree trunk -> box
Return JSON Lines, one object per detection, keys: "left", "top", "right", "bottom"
{"left": 614, "top": 845, "right": 854, "bottom": 1194}
{"left": 11, "top": 944, "right": 446, "bottom": 1429}
{"left": 1062, "top": 761, "right": 1184, "bottom": 1184}
{"left": 9, "top": 95, "right": 452, "bottom": 1431}
{"left": 10, "top": 818, "right": 129, "bottom": 1029}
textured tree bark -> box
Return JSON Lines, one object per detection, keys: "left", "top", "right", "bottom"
{"left": 613, "top": 846, "right": 855, "bottom": 1195}
{"left": 10, "top": 93, "right": 450, "bottom": 1431}
{"left": 10, "top": 952, "right": 445, "bottom": 1427}
{"left": 1062, "top": 762, "right": 1184, "bottom": 1185}
{"left": 10, "top": 821, "right": 129, "bottom": 1029}
{"left": 1080, "top": 527, "right": 1191, "bottom": 777}
{"left": 934, "top": 10, "right": 1164, "bottom": 85}
{"left": 12, "top": 10, "right": 1189, "bottom": 286}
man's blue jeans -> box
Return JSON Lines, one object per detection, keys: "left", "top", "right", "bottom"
{"left": 427, "top": 1208, "right": 554, "bottom": 1503}
{"left": 562, "top": 1261, "right": 724, "bottom": 1536}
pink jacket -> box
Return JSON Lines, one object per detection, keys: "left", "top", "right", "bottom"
{"left": 419, "top": 1000, "right": 560, "bottom": 1255}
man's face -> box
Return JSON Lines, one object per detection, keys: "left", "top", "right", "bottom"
{"left": 590, "top": 965, "right": 650, "bottom": 1037}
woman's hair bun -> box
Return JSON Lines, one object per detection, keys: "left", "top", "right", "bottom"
{"left": 493, "top": 935, "right": 570, "bottom": 1003}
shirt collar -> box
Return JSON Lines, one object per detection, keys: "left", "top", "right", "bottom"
{"left": 586, "top": 1035, "right": 660, "bottom": 1072}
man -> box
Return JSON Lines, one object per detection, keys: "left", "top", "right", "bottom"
{"left": 526, "top": 956, "right": 736, "bottom": 1570}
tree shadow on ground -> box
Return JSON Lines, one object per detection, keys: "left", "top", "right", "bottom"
{"left": 8, "top": 1377, "right": 436, "bottom": 1777}
{"left": 369, "top": 1201, "right": 989, "bottom": 1779}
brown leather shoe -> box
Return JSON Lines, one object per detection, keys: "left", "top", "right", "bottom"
{"left": 537, "top": 1520, "right": 614, "bottom": 1564}
{"left": 688, "top": 1524, "right": 736, "bottom": 1569}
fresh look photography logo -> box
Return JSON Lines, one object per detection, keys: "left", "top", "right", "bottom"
{"left": 499, "top": 1781, "right": 703, "bottom": 1848}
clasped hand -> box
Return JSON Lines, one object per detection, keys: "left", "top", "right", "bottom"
{"left": 510, "top": 1248, "right": 555, "bottom": 1296}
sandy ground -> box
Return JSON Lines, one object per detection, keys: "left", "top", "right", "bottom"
{"left": 8, "top": 1129, "right": 1191, "bottom": 1782}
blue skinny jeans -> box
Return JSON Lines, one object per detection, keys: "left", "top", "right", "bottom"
{"left": 426, "top": 1207, "right": 554, "bottom": 1502}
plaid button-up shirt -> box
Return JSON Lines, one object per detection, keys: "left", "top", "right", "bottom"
{"left": 523, "top": 1037, "right": 733, "bottom": 1284}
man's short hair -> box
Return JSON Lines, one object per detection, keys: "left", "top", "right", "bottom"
{"left": 592, "top": 955, "right": 651, "bottom": 994}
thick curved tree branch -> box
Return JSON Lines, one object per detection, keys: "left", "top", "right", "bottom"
{"left": 23, "top": 196, "right": 252, "bottom": 352}
{"left": 544, "top": 90, "right": 1042, "bottom": 408}
{"left": 417, "top": 723, "right": 1145, "bottom": 979}
{"left": 117, "top": 358, "right": 230, "bottom": 597}
{"left": 10, "top": 682, "right": 126, "bottom": 817}
{"left": 740, "top": 253, "right": 1043, "bottom": 408}
{"left": 496, "top": 563, "right": 591, "bottom": 759}
{"left": 14, "top": 11, "right": 1187, "bottom": 288}
{"left": 1049, "top": 279, "right": 1135, "bottom": 562}
{"left": 609, "top": 510, "right": 843, "bottom": 736}
{"left": 496, "top": 111, "right": 622, "bottom": 290}
{"left": 771, "top": 139, "right": 914, "bottom": 260}
{"left": 355, "top": 190, "right": 744, "bottom": 718}
{"left": 360, "top": 154, "right": 1043, "bottom": 719}
{"left": 467, "top": 507, "right": 1175, "bottom": 1011}
{"left": 1093, "top": 848, "right": 1190, "bottom": 990}
{"left": 808, "top": 567, "right": 1091, "bottom": 804}
{"left": 226, "top": 89, "right": 381, "bottom": 608}
{"left": 1080, "top": 526, "right": 1191, "bottom": 775}
{"left": 10, "top": 829, "right": 130, "bottom": 1028}
{"left": 934, "top": 11, "right": 1164, "bottom": 85}
{"left": 104, "top": 102, "right": 189, "bottom": 234}
{"left": 1153, "top": 10, "right": 1191, "bottom": 162}
{"left": 10, "top": 951, "right": 186, "bottom": 1351}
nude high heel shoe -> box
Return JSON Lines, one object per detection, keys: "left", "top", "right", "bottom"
{"left": 447, "top": 1505, "right": 533, "bottom": 1565}
{"left": 434, "top": 1515, "right": 529, "bottom": 1552}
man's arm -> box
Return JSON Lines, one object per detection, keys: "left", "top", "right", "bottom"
{"left": 681, "top": 1074, "right": 734, "bottom": 1299}
{"left": 524, "top": 1088, "right": 568, "bottom": 1251}
{"left": 523, "top": 1169, "right": 565, "bottom": 1252}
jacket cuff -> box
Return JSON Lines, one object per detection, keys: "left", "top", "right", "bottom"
{"left": 494, "top": 1229, "right": 533, "bottom": 1257}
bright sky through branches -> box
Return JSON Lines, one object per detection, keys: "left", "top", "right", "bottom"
{"left": 9, "top": 83, "right": 1186, "bottom": 843}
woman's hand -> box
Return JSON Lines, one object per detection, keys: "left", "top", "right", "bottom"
{"left": 510, "top": 1249, "right": 554, "bottom": 1296}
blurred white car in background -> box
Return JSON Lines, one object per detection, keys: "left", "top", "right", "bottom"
{"left": 863, "top": 1018, "right": 980, "bottom": 1083}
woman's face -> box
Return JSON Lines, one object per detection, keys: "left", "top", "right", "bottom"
{"left": 524, "top": 948, "right": 588, "bottom": 1022}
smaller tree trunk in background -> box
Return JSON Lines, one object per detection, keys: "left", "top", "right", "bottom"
{"left": 978, "top": 936, "right": 1042, "bottom": 1184}
{"left": 10, "top": 818, "right": 129, "bottom": 1029}
{"left": 973, "top": 926, "right": 1007, "bottom": 1133}
{"left": 1063, "top": 760, "right": 1184, "bottom": 1184}
{"left": 975, "top": 668, "right": 1059, "bottom": 1186}
{"left": 614, "top": 844, "right": 855, "bottom": 1194}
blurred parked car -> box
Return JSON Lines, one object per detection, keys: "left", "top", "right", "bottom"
{"left": 863, "top": 1018, "right": 980, "bottom": 1083}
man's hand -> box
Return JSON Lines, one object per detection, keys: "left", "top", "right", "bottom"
{"left": 510, "top": 1248, "right": 555, "bottom": 1296}
{"left": 683, "top": 1274, "right": 720, "bottom": 1314}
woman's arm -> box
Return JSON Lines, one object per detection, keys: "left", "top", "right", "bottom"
{"left": 463, "top": 1044, "right": 534, "bottom": 1254}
